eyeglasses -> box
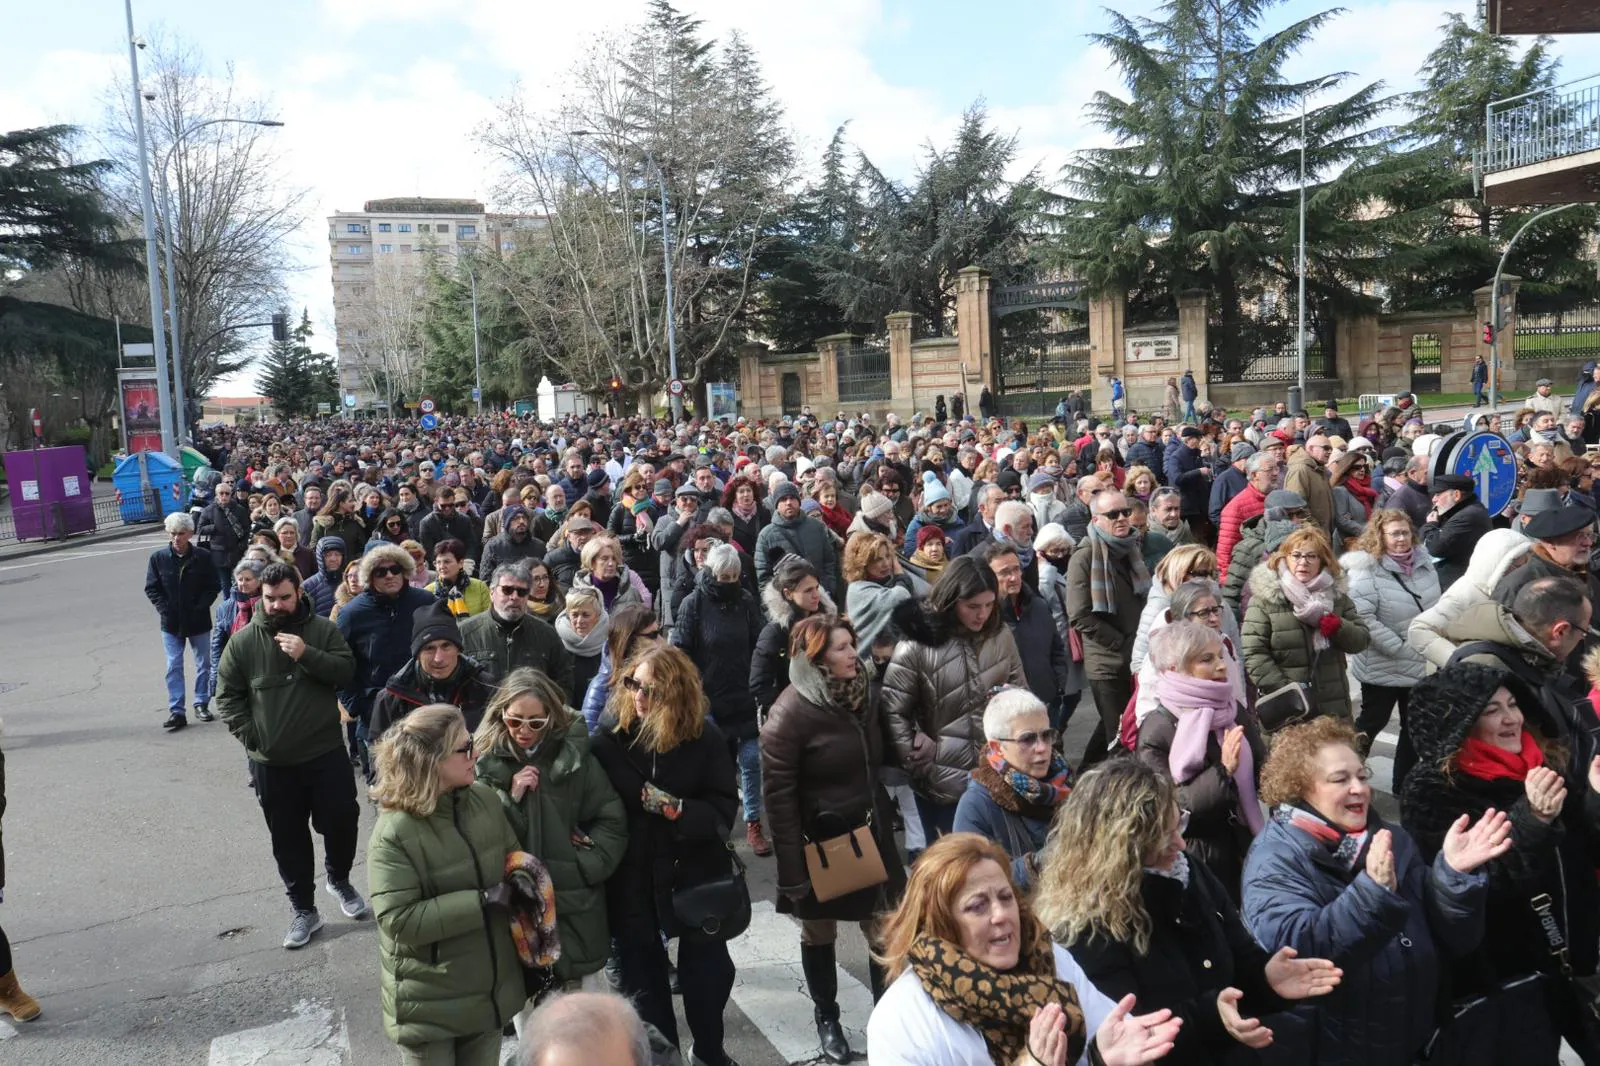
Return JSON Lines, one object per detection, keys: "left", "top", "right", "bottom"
{"left": 1284, "top": 508, "right": 1309, "bottom": 520}
{"left": 370, "top": 565, "right": 404, "bottom": 579}
{"left": 1188, "top": 569, "right": 1216, "bottom": 579}
{"left": 496, "top": 585, "right": 530, "bottom": 597}
{"left": 996, "top": 728, "right": 1060, "bottom": 748}
{"left": 452, "top": 742, "right": 473, "bottom": 756}
{"left": 623, "top": 676, "right": 660, "bottom": 701}
{"left": 1186, "top": 605, "right": 1224, "bottom": 619}
{"left": 1097, "top": 508, "right": 1133, "bottom": 520}
{"left": 1288, "top": 551, "right": 1321, "bottom": 563}
{"left": 503, "top": 716, "right": 549, "bottom": 732}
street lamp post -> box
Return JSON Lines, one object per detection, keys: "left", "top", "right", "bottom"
{"left": 1488, "top": 202, "right": 1583, "bottom": 409}
{"left": 466, "top": 258, "right": 483, "bottom": 415}
{"left": 571, "top": 129, "right": 680, "bottom": 419}
{"left": 124, "top": 0, "right": 177, "bottom": 457}
{"left": 154, "top": 117, "right": 284, "bottom": 446}
{"left": 1296, "top": 94, "right": 1308, "bottom": 407}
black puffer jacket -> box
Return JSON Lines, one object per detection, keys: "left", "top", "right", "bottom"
{"left": 145, "top": 543, "right": 222, "bottom": 637}
{"left": 1401, "top": 662, "right": 1600, "bottom": 999}
{"left": 671, "top": 570, "right": 764, "bottom": 741}
{"left": 750, "top": 580, "right": 837, "bottom": 719}
{"left": 998, "top": 583, "right": 1070, "bottom": 710}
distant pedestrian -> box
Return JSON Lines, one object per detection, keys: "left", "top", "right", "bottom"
{"left": 1180, "top": 369, "right": 1199, "bottom": 422}
{"left": 214, "top": 562, "right": 369, "bottom": 950}
{"left": 144, "top": 512, "right": 222, "bottom": 732}
{"left": 1472, "top": 354, "right": 1489, "bottom": 407}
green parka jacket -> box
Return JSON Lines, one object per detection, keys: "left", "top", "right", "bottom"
{"left": 1241, "top": 562, "right": 1370, "bottom": 721}
{"left": 368, "top": 782, "right": 525, "bottom": 1047}
{"left": 475, "top": 720, "right": 626, "bottom": 981}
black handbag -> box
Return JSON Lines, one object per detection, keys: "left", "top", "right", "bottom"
{"left": 671, "top": 843, "right": 751, "bottom": 944}
{"left": 1256, "top": 681, "right": 1317, "bottom": 733}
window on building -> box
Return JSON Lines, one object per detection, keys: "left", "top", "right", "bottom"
{"left": 346, "top": 223, "right": 363, "bottom": 233}
{"left": 437, "top": 223, "right": 450, "bottom": 233}
{"left": 399, "top": 244, "right": 412, "bottom": 253}
{"left": 379, "top": 244, "right": 393, "bottom": 253}
{"left": 458, "top": 224, "right": 477, "bottom": 237}
{"left": 377, "top": 223, "right": 391, "bottom": 232}
{"left": 398, "top": 223, "right": 412, "bottom": 233}
{"left": 348, "top": 245, "right": 365, "bottom": 254}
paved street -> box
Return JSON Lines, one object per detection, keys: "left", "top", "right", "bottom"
{"left": 0, "top": 532, "right": 1411, "bottom": 1066}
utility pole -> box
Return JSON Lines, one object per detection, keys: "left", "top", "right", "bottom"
{"left": 1295, "top": 93, "right": 1308, "bottom": 411}
{"left": 467, "top": 258, "right": 483, "bottom": 415}
{"left": 125, "top": 0, "right": 177, "bottom": 457}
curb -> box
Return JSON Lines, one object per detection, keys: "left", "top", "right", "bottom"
{"left": 0, "top": 522, "right": 161, "bottom": 563}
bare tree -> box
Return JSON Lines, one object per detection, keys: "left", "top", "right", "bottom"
{"left": 337, "top": 253, "right": 430, "bottom": 411}
{"left": 99, "top": 32, "right": 310, "bottom": 399}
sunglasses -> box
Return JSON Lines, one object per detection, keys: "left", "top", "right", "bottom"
{"left": 496, "top": 585, "right": 530, "bottom": 597}
{"left": 503, "top": 716, "right": 549, "bottom": 732}
{"left": 370, "top": 565, "right": 404, "bottom": 579}
{"left": 995, "top": 728, "right": 1060, "bottom": 748}
{"left": 1097, "top": 507, "right": 1134, "bottom": 520}
{"left": 452, "top": 742, "right": 473, "bottom": 756}
{"left": 623, "top": 676, "right": 660, "bottom": 700}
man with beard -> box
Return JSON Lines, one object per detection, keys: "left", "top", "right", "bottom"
{"left": 1421, "top": 474, "right": 1493, "bottom": 591}
{"left": 417, "top": 493, "right": 478, "bottom": 566}
{"left": 531, "top": 482, "right": 568, "bottom": 543}
{"left": 480, "top": 504, "right": 548, "bottom": 581}
{"left": 214, "top": 562, "right": 365, "bottom": 950}
{"left": 461, "top": 560, "right": 574, "bottom": 696}
{"left": 368, "top": 600, "right": 498, "bottom": 739}
{"left": 334, "top": 544, "right": 435, "bottom": 779}
{"left": 991, "top": 499, "right": 1040, "bottom": 591}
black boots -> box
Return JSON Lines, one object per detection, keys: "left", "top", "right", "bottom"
{"left": 801, "top": 943, "right": 851, "bottom": 1064}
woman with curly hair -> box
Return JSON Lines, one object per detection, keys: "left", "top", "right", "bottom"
{"left": 1036, "top": 758, "right": 1339, "bottom": 1066}
{"left": 866, "top": 832, "right": 1182, "bottom": 1066}
{"left": 720, "top": 475, "right": 770, "bottom": 555}
{"left": 590, "top": 645, "right": 740, "bottom": 1066}
{"left": 1240, "top": 717, "right": 1510, "bottom": 1066}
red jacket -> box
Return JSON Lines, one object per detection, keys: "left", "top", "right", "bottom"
{"left": 1216, "top": 484, "right": 1267, "bottom": 579}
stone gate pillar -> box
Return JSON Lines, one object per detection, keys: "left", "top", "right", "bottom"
{"left": 1177, "top": 290, "right": 1209, "bottom": 403}
{"left": 886, "top": 312, "right": 917, "bottom": 418}
{"left": 738, "top": 342, "right": 767, "bottom": 419}
{"left": 1088, "top": 290, "right": 1126, "bottom": 416}
{"left": 956, "top": 267, "right": 993, "bottom": 408}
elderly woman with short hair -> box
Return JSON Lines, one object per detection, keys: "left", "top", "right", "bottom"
{"left": 673, "top": 542, "right": 768, "bottom": 855}
{"left": 572, "top": 534, "right": 650, "bottom": 612}
{"left": 556, "top": 586, "right": 608, "bottom": 708}
{"left": 954, "top": 688, "right": 1073, "bottom": 891}
{"left": 273, "top": 516, "right": 316, "bottom": 578}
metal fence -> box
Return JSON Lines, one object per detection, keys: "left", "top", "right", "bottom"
{"left": 0, "top": 489, "right": 161, "bottom": 545}
{"left": 996, "top": 331, "right": 1092, "bottom": 417}
{"left": 836, "top": 345, "right": 891, "bottom": 405}
{"left": 1208, "top": 316, "right": 1336, "bottom": 384}
{"left": 1515, "top": 305, "right": 1600, "bottom": 362}
{"left": 1485, "top": 73, "right": 1600, "bottom": 174}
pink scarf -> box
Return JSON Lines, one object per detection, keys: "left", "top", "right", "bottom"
{"left": 1387, "top": 548, "right": 1419, "bottom": 576}
{"left": 1279, "top": 567, "right": 1336, "bottom": 652}
{"left": 1155, "top": 671, "right": 1264, "bottom": 835}
{"left": 731, "top": 500, "right": 758, "bottom": 522}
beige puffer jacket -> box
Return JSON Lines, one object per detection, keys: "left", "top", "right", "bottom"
{"left": 1406, "top": 529, "right": 1533, "bottom": 670}
{"left": 882, "top": 619, "right": 1026, "bottom": 806}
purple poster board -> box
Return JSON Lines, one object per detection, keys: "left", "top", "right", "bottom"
{"left": 3, "top": 446, "right": 96, "bottom": 541}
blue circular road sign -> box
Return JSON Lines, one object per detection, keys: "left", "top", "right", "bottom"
{"left": 1445, "top": 431, "right": 1518, "bottom": 516}
{"left": 419, "top": 413, "right": 438, "bottom": 430}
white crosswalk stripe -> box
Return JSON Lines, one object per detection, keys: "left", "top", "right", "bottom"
{"left": 727, "top": 901, "right": 872, "bottom": 1064}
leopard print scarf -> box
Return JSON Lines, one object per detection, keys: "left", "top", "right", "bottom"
{"left": 907, "top": 933, "right": 1085, "bottom": 1064}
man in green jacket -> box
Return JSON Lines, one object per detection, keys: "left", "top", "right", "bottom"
{"left": 214, "top": 562, "right": 366, "bottom": 950}
{"left": 460, "top": 560, "right": 574, "bottom": 695}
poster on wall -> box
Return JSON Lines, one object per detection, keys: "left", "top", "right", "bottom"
{"left": 118, "top": 370, "right": 163, "bottom": 453}
{"left": 707, "top": 382, "right": 739, "bottom": 421}
{"left": 1125, "top": 334, "right": 1180, "bottom": 363}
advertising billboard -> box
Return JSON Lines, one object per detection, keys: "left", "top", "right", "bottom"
{"left": 118, "top": 369, "right": 163, "bottom": 453}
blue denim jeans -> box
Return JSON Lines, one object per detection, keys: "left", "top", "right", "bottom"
{"left": 735, "top": 735, "right": 762, "bottom": 822}
{"left": 161, "top": 631, "right": 212, "bottom": 713}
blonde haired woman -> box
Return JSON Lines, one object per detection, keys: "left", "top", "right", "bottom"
{"left": 474, "top": 669, "right": 626, "bottom": 991}
{"left": 866, "top": 833, "right": 1183, "bottom": 1066}
{"left": 571, "top": 534, "right": 650, "bottom": 612}
{"left": 1037, "top": 760, "right": 1340, "bottom": 1066}
{"left": 555, "top": 586, "right": 609, "bottom": 708}
{"left": 590, "top": 645, "right": 740, "bottom": 1066}
{"left": 368, "top": 704, "right": 525, "bottom": 1066}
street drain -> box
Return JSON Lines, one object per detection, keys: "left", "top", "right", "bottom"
{"left": 216, "top": 926, "right": 252, "bottom": 939}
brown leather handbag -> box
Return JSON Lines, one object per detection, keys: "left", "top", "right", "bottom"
{"left": 804, "top": 814, "right": 888, "bottom": 902}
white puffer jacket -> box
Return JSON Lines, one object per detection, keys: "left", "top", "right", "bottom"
{"left": 1406, "top": 528, "right": 1533, "bottom": 670}
{"left": 1342, "top": 550, "right": 1440, "bottom": 688}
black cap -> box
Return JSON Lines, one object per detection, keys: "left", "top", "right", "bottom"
{"left": 1429, "top": 474, "right": 1475, "bottom": 494}
{"left": 410, "top": 600, "right": 463, "bottom": 657}
{"left": 1525, "top": 501, "right": 1598, "bottom": 541}
{"left": 1179, "top": 426, "right": 1202, "bottom": 439}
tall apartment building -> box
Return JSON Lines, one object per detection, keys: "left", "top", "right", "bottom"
{"left": 327, "top": 197, "right": 546, "bottom": 409}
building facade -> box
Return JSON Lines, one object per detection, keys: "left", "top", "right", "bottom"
{"left": 327, "top": 198, "right": 546, "bottom": 410}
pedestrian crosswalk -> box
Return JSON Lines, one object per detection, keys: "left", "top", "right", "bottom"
{"left": 727, "top": 902, "right": 873, "bottom": 1063}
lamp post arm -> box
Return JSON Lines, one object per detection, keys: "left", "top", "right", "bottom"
{"left": 1488, "top": 202, "right": 1582, "bottom": 409}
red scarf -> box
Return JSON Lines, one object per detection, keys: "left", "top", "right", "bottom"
{"left": 819, "top": 502, "right": 852, "bottom": 536}
{"left": 231, "top": 596, "right": 260, "bottom": 635}
{"left": 1457, "top": 731, "right": 1545, "bottom": 782}
{"left": 1343, "top": 474, "right": 1377, "bottom": 516}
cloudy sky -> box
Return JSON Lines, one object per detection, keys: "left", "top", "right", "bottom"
{"left": 9, "top": 0, "right": 1600, "bottom": 393}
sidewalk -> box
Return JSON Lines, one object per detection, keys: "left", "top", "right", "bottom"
{"left": 0, "top": 478, "right": 164, "bottom": 562}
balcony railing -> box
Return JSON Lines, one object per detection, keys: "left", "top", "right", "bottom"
{"left": 1485, "top": 73, "right": 1600, "bottom": 174}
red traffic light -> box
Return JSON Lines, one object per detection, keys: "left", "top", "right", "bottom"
{"left": 609, "top": 377, "right": 622, "bottom": 391}
{"left": 1482, "top": 322, "right": 1493, "bottom": 345}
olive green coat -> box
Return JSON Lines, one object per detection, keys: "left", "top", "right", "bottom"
{"left": 475, "top": 720, "right": 626, "bottom": 981}
{"left": 1241, "top": 564, "right": 1370, "bottom": 720}
{"left": 368, "top": 782, "right": 526, "bottom": 1047}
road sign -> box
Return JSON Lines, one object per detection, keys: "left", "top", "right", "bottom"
{"left": 316, "top": 402, "right": 332, "bottom": 414}
{"left": 419, "top": 397, "right": 436, "bottom": 414}
{"left": 419, "top": 413, "right": 438, "bottom": 430}
{"left": 668, "top": 378, "right": 685, "bottom": 397}
{"left": 343, "top": 394, "right": 357, "bottom": 409}
{"left": 471, "top": 387, "right": 481, "bottom": 401}
{"left": 1434, "top": 430, "right": 1518, "bottom": 516}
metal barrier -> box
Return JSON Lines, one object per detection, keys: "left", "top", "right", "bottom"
{"left": 1485, "top": 73, "right": 1600, "bottom": 174}
{"left": 0, "top": 486, "right": 162, "bottom": 545}
{"left": 1515, "top": 306, "right": 1600, "bottom": 362}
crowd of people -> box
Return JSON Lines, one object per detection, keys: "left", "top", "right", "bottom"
{"left": 112, "top": 378, "right": 1600, "bottom": 1066}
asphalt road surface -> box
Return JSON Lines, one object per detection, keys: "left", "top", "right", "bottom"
{"left": 0, "top": 532, "right": 1410, "bottom": 1066}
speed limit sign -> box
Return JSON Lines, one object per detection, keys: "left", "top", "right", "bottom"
{"left": 667, "top": 379, "right": 685, "bottom": 397}
{"left": 419, "top": 397, "right": 436, "bottom": 414}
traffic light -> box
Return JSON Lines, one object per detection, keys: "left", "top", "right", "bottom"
{"left": 271, "top": 312, "right": 289, "bottom": 343}
{"left": 1482, "top": 321, "right": 1493, "bottom": 345}
{"left": 609, "top": 376, "right": 622, "bottom": 392}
